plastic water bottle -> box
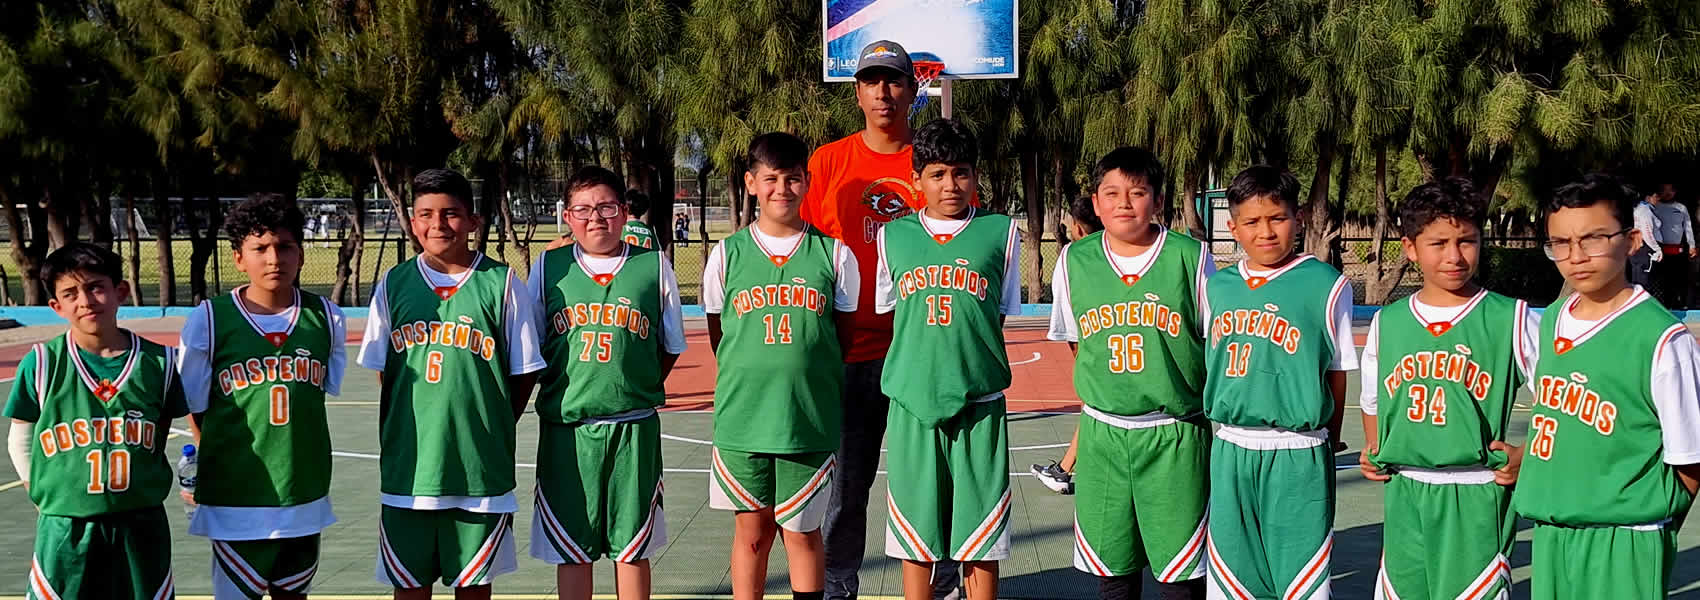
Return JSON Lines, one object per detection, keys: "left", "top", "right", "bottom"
{"left": 177, "top": 445, "right": 198, "bottom": 520}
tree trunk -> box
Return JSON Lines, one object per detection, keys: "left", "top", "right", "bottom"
{"left": 153, "top": 174, "right": 176, "bottom": 306}
{"left": 1179, "top": 168, "right": 1206, "bottom": 238}
{"left": 0, "top": 184, "right": 45, "bottom": 305}
{"left": 697, "top": 165, "right": 710, "bottom": 269}
{"left": 727, "top": 169, "right": 747, "bottom": 231}
{"left": 331, "top": 172, "right": 368, "bottom": 306}
{"left": 1304, "top": 139, "right": 1338, "bottom": 265}
{"left": 475, "top": 161, "right": 495, "bottom": 254}
{"left": 371, "top": 153, "right": 422, "bottom": 253}
{"left": 126, "top": 189, "right": 143, "bottom": 306}
{"left": 497, "top": 158, "right": 529, "bottom": 272}
{"left": 1020, "top": 148, "right": 1044, "bottom": 304}
{"left": 1365, "top": 147, "right": 1409, "bottom": 305}
{"left": 187, "top": 183, "right": 222, "bottom": 305}
{"left": 42, "top": 187, "right": 70, "bottom": 251}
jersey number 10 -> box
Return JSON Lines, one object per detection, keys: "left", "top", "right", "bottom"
{"left": 85, "top": 449, "right": 131, "bottom": 494}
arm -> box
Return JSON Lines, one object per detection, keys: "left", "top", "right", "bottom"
{"left": 1357, "top": 313, "right": 1389, "bottom": 480}
{"left": 178, "top": 303, "right": 215, "bottom": 444}
{"left": 508, "top": 373, "right": 538, "bottom": 421}
{"left": 1326, "top": 370, "right": 1347, "bottom": 452}
{"left": 9, "top": 419, "right": 30, "bottom": 492}
{"left": 1683, "top": 204, "right": 1696, "bottom": 253}
{"left": 357, "top": 278, "right": 392, "bottom": 390}
{"left": 702, "top": 243, "right": 728, "bottom": 353}
{"left": 658, "top": 254, "right": 688, "bottom": 378}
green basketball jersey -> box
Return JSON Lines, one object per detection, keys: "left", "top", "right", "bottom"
{"left": 4, "top": 333, "right": 186, "bottom": 517}
{"left": 1203, "top": 256, "right": 1345, "bottom": 431}
{"left": 1065, "top": 230, "right": 1207, "bottom": 417}
{"left": 197, "top": 289, "right": 333, "bottom": 507}
{"left": 880, "top": 210, "right": 1014, "bottom": 426}
{"left": 713, "top": 227, "right": 844, "bottom": 453}
{"left": 1370, "top": 291, "right": 1527, "bottom": 470}
{"left": 622, "top": 220, "right": 656, "bottom": 249}
{"left": 379, "top": 256, "right": 516, "bottom": 497}
{"left": 537, "top": 244, "right": 666, "bottom": 423}
{"left": 1514, "top": 292, "right": 1694, "bottom": 526}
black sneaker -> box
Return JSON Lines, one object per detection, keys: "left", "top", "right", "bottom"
{"left": 1030, "top": 461, "right": 1074, "bottom": 494}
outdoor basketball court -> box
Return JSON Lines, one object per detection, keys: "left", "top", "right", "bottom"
{"left": 0, "top": 318, "right": 1695, "bottom": 599}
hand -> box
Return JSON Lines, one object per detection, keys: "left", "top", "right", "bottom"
{"left": 180, "top": 489, "right": 197, "bottom": 506}
{"left": 1491, "top": 440, "right": 1523, "bottom": 486}
{"left": 1359, "top": 450, "right": 1391, "bottom": 482}
{"left": 545, "top": 235, "right": 574, "bottom": 251}
{"left": 1688, "top": 247, "right": 1696, "bottom": 259}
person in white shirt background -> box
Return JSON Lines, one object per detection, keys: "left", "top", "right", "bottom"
{"left": 1648, "top": 182, "right": 1696, "bottom": 308}
{"left": 1630, "top": 193, "right": 1662, "bottom": 289}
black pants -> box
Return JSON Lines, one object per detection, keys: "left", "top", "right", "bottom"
{"left": 822, "top": 359, "right": 960, "bottom": 599}
{"left": 1654, "top": 247, "right": 1691, "bottom": 308}
{"left": 1629, "top": 247, "right": 1655, "bottom": 289}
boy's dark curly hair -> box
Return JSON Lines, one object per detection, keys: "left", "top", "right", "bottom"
{"left": 1070, "top": 195, "right": 1103, "bottom": 234}
{"left": 225, "top": 193, "right": 306, "bottom": 250}
{"left": 1398, "top": 177, "right": 1483, "bottom": 239}
{"left": 911, "top": 118, "right": 978, "bottom": 173}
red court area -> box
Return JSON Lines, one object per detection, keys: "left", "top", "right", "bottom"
{"left": 0, "top": 328, "right": 1088, "bottom": 412}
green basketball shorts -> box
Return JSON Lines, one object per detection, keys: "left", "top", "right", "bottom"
{"left": 1072, "top": 409, "right": 1209, "bottom": 581}
{"left": 1206, "top": 429, "right": 1335, "bottom": 600}
{"left": 709, "top": 447, "right": 836, "bottom": 532}
{"left": 211, "top": 534, "right": 321, "bottom": 599}
{"left": 30, "top": 506, "right": 174, "bottom": 600}
{"left": 1529, "top": 522, "right": 1677, "bottom": 600}
{"left": 375, "top": 506, "right": 516, "bottom": 589}
{"left": 1374, "top": 471, "right": 1512, "bottom": 600}
{"left": 884, "top": 397, "right": 1011, "bottom": 563}
{"left": 532, "top": 415, "right": 666, "bottom": 564}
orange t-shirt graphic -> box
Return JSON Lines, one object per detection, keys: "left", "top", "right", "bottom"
{"left": 801, "top": 133, "right": 924, "bottom": 363}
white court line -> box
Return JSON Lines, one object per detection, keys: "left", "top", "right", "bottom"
{"left": 1010, "top": 352, "right": 1042, "bottom": 365}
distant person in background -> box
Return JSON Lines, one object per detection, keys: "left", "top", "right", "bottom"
{"left": 674, "top": 212, "right": 691, "bottom": 242}
{"left": 1649, "top": 183, "right": 1695, "bottom": 308}
{"left": 622, "top": 189, "right": 657, "bottom": 249}
{"left": 1630, "top": 193, "right": 1662, "bottom": 289}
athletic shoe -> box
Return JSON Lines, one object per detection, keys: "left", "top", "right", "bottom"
{"left": 1030, "top": 461, "right": 1073, "bottom": 494}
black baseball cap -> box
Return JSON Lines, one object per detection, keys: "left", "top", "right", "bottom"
{"left": 854, "top": 40, "right": 914, "bottom": 80}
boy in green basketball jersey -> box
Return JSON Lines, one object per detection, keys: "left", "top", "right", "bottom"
{"left": 875, "top": 119, "right": 1021, "bottom": 600}
{"left": 1047, "top": 147, "right": 1215, "bottom": 600}
{"left": 178, "top": 194, "right": 347, "bottom": 600}
{"left": 1202, "top": 166, "right": 1357, "bottom": 600}
{"left": 703, "top": 133, "right": 860, "bottom": 600}
{"left": 1512, "top": 173, "right": 1700, "bottom": 600}
{"left": 1356, "top": 178, "right": 1539, "bottom": 600}
{"left": 621, "top": 189, "right": 657, "bottom": 249}
{"left": 6, "top": 243, "right": 188, "bottom": 599}
{"left": 356, "top": 169, "right": 546, "bottom": 600}
{"left": 527, "top": 166, "right": 688, "bottom": 600}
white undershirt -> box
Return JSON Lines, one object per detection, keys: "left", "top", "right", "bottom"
{"left": 873, "top": 211, "right": 1023, "bottom": 316}
{"left": 1551, "top": 290, "right": 1700, "bottom": 465}
{"left": 701, "top": 228, "right": 860, "bottom": 314}
{"left": 1358, "top": 296, "right": 1541, "bottom": 415}
{"left": 1199, "top": 257, "right": 1359, "bottom": 371}
{"left": 177, "top": 292, "right": 347, "bottom": 539}
{"left": 524, "top": 245, "right": 689, "bottom": 355}
{"left": 357, "top": 256, "right": 546, "bottom": 513}
{"left": 1047, "top": 232, "right": 1217, "bottom": 342}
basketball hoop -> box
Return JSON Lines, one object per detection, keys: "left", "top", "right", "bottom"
{"left": 910, "top": 59, "right": 946, "bottom": 118}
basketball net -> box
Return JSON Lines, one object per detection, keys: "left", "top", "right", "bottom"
{"left": 910, "top": 60, "right": 946, "bottom": 118}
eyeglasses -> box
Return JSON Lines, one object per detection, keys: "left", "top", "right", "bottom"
{"left": 1542, "top": 228, "right": 1630, "bottom": 261}
{"left": 566, "top": 203, "right": 622, "bottom": 220}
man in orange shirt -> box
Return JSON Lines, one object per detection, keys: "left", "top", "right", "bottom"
{"left": 803, "top": 40, "right": 962, "bottom": 600}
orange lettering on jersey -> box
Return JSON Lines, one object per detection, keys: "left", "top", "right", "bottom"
{"left": 1535, "top": 374, "right": 1619, "bottom": 436}
{"left": 1383, "top": 351, "right": 1494, "bottom": 403}
{"left": 91, "top": 418, "right": 105, "bottom": 444}
{"left": 53, "top": 424, "right": 72, "bottom": 451}
{"left": 141, "top": 422, "right": 155, "bottom": 451}
{"left": 38, "top": 430, "right": 56, "bottom": 457}
{"left": 280, "top": 356, "right": 296, "bottom": 382}
{"left": 72, "top": 421, "right": 90, "bottom": 447}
